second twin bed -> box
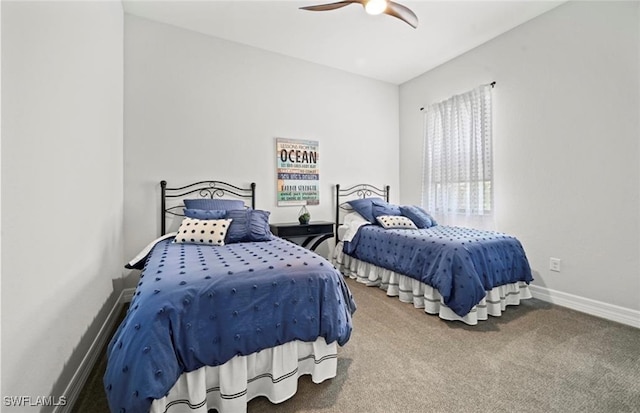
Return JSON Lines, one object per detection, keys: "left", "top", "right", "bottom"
{"left": 332, "top": 183, "right": 533, "bottom": 326}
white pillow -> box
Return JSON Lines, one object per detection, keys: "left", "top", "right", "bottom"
{"left": 341, "top": 211, "right": 371, "bottom": 242}
{"left": 376, "top": 215, "right": 418, "bottom": 229}
{"left": 343, "top": 211, "right": 368, "bottom": 226}
{"left": 126, "top": 232, "right": 177, "bottom": 269}
{"left": 174, "top": 217, "right": 233, "bottom": 246}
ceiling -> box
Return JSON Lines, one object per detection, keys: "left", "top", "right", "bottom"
{"left": 122, "top": 0, "right": 565, "bottom": 85}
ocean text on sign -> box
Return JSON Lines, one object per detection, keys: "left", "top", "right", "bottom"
{"left": 279, "top": 149, "right": 317, "bottom": 164}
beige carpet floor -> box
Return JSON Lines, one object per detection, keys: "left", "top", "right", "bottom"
{"left": 73, "top": 277, "right": 640, "bottom": 413}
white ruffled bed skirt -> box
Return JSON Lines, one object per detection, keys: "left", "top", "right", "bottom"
{"left": 332, "top": 242, "right": 532, "bottom": 326}
{"left": 150, "top": 337, "right": 337, "bottom": 413}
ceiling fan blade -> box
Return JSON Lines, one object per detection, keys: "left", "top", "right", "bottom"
{"left": 300, "top": 1, "right": 363, "bottom": 12}
{"left": 385, "top": 1, "right": 419, "bottom": 28}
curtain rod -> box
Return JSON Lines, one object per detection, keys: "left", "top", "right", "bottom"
{"left": 419, "top": 81, "right": 495, "bottom": 111}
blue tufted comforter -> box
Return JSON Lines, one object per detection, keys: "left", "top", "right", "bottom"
{"left": 343, "top": 225, "right": 532, "bottom": 317}
{"left": 105, "top": 236, "right": 355, "bottom": 413}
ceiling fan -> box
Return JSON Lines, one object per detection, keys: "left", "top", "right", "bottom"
{"left": 300, "top": 0, "right": 419, "bottom": 29}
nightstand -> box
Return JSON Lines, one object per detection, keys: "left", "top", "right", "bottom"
{"left": 269, "top": 221, "right": 334, "bottom": 251}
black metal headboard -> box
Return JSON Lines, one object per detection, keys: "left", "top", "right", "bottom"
{"left": 335, "top": 183, "right": 390, "bottom": 239}
{"left": 160, "top": 180, "right": 256, "bottom": 235}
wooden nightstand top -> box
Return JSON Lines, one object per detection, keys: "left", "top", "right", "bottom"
{"left": 269, "top": 221, "right": 334, "bottom": 251}
{"left": 269, "top": 221, "right": 334, "bottom": 237}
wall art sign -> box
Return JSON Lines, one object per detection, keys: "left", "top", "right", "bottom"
{"left": 275, "top": 137, "right": 319, "bottom": 206}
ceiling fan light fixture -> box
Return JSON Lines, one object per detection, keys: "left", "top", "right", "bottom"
{"left": 300, "top": 0, "right": 418, "bottom": 29}
{"left": 364, "top": 0, "right": 388, "bottom": 16}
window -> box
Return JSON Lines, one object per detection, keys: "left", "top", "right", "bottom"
{"left": 421, "top": 84, "right": 493, "bottom": 222}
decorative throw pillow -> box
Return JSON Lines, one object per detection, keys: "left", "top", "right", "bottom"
{"left": 183, "top": 198, "right": 246, "bottom": 211}
{"left": 371, "top": 199, "right": 402, "bottom": 219}
{"left": 225, "top": 209, "right": 272, "bottom": 243}
{"left": 174, "top": 218, "right": 232, "bottom": 246}
{"left": 183, "top": 208, "right": 226, "bottom": 220}
{"left": 399, "top": 205, "right": 437, "bottom": 229}
{"left": 376, "top": 215, "right": 418, "bottom": 230}
{"left": 346, "top": 198, "right": 381, "bottom": 224}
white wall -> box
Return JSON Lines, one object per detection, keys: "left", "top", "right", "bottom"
{"left": 1, "top": 1, "right": 123, "bottom": 408}
{"left": 123, "top": 14, "right": 400, "bottom": 285}
{"left": 0, "top": 0, "right": 3, "bottom": 394}
{"left": 399, "top": 1, "right": 640, "bottom": 315}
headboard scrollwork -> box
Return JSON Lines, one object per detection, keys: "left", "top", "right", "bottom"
{"left": 160, "top": 180, "right": 256, "bottom": 235}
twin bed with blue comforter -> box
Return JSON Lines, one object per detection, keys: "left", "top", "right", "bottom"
{"left": 332, "top": 183, "right": 533, "bottom": 325}
{"left": 105, "top": 181, "right": 355, "bottom": 413}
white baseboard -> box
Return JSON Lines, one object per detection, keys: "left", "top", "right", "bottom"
{"left": 121, "top": 287, "right": 135, "bottom": 303}
{"left": 529, "top": 285, "right": 640, "bottom": 329}
{"left": 54, "top": 288, "right": 135, "bottom": 413}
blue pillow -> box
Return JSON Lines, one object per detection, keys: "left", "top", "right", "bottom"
{"left": 399, "top": 205, "right": 437, "bottom": 229}
{"left": 225, "top": 209, "right": 272, "bottom": 243}
{"left": 183, "top": 208, "right": 226, "bottom": 220}
{"left": 371, "top": 199, "right": 401, "bottom": 219}
{"left": 346, "top": 198, "right": 380, "bottom": 223}
{"left": 184, "top": 198, "right": 246, "bottom": 211}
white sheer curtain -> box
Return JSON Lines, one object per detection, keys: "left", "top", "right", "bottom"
{"left": 421, "top": 84, "right": 494, "bottom": 229}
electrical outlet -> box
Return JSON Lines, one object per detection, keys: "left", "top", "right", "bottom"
{"left": 549, "top": 257, "right": 561, "bottom": 272}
